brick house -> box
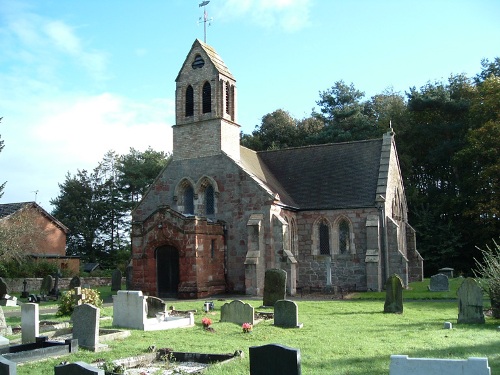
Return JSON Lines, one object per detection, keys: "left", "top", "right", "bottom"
{"left": 0, "top": 202, "right": 79, "bottom": 274}
{"left": 130, "top": 39, "right": 423, "bottom": 298}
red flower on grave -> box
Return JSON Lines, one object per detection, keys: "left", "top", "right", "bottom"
{"left": 201, "top": 317, "right": 212, "bottom": 328}
{"left": 242, "top": 322, "right": 252, "bottom": 333}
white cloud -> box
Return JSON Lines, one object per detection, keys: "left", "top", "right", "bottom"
{"left": 217, "top": 0, "right": 312, "bottom": 32}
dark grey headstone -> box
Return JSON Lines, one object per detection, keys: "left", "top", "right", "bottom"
{"left": 274, "top": 300, "right": 302, "bottom": 328}
{"left": 250, "top": 344, "right": 301, "bottom": 375}
{"left": 146, "top": 296, "right": 166, "bottom": 318}
{"left": 125, "top": 263, "right": 133, "bottom": 290}
{"left": 111, "top": 269, "right": 122, "bottom": 292}
{"left": 0, "top": 356, "right": 16, "bottom": 375}
{"left": 0, "top": 278, "right": 7, "bottom": 299}
{"left": 220, "top": 300, "right": 254, "bottom": 325}
{"left": 40, "top": 275, "right": 53, "bottom": 295}
{"left": 69, "top": 276, "right": 82, "bottom": 289}
{"left": 429, "top": 273, "right": 449, "bottom": 292}
{"left": 54, "top": 362, "right": 104, "bottom": 375}
{"left": 263, "top": 269, "right": 287, "bottom": 307}
{"left": 384, "top": 274, "right": 404, "bottom": 313}
{"left": 457, "top": 277, "right": 485, "bottom": 324}
{"left": 72, "top": 304, "right": 100, "bottom": 350}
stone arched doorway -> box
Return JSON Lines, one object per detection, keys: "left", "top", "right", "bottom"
{"left": 156, "top": 245, "right": 180, "bottom": 298}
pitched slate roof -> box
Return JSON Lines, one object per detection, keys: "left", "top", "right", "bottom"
{"left": 0, "top": 201, "right": 69, "bottom": 232}
{"left": 240, "top": 138, "right": 384, "bottom": 210}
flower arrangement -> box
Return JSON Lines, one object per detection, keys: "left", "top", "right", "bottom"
{"left": 201, "top": 317, "right": 212, "bottom": 328}
{"left": 242, "top": 322, "right": 253, "bottom": 333}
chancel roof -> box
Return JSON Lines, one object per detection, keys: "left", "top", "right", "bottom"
{"left": 240, "top": 138, "right": 384, "bottom": 210}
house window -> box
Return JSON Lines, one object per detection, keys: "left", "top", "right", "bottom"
{"left": 184, "top": 186, "right": 194, "bottom": 215}
{"left": 185, "top": 85, "right": 194, "bottom": 117}
{"left": 202, "top": 82, "right": 211, "bottom": 113}
{"left": 339, "top": 219, "right": 350, "bottom": 254}
{"left": 319, "top": 221, "right": 330, "bottom": 255}
{"left": 205, "top": 185, "right": 215, "bottom": 215}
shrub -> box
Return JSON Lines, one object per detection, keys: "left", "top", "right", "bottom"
{"left": 474, "top": 239, "right": 500, "bottom": 318}
{"left": 56, "top": 287, "right": 103, "bottom": 316}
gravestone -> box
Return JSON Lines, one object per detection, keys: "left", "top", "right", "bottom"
{"left": 429, "top": 274, "right": 449, "bottom": 292}
{"left": 111, "top": 269, "right": 122, "bottom": 291}
{"left": 21, "top": 279, "right": 29, "bottom": 298}
{"left": 72, "top": 303, "right": 107, "bottom": 352}
{"left": 0, "top": 356, "right": 16, "bottom": 375}
{"left": 0, "top": 307, "right": 12, "bottom": 335}
{"left": 457, "top": 278, "right": 485, "bottom": 324}
{"left": 263, "top": 269, "right": 287, "bottom": 307}
{"left": 0, "top": 278, "right": 7, "bottom": 299}
{"left": 438, "top": 267, "right": 454, "bottom": 278}
{"left": 21, "top": 303, "right": 39, "bottom": 344}
{"left": 49, "top": 269, "right": 61, "bottom": 298}
{"left": 40, "top": 275, "right": 53, "bottom": 296}
{"left": 274, "top": 300, "right": 303, "bottom": 328}
{"left": 250, "top": 343, "right": 301, "bottom": 375}
{"left": 113, "top": 290, "right": 147, "bottom": 330}
{"left": 0, "top": 335, "right": 9, "bottom": 349}
{"left": 54, "top": 361, "right": 104, "bottom": 375}
{"left": 220, "top": 300, "right": 255, "bottom": 325}
{"left": 73, "top": 287, "right": 84, "bottom": 306}
{"left": 69, "top": 276, "right": 82, "bottom": 289}
{"left": 389, "top": 355, "right": 490, "bottom": 375}
{"left": 146, "top": 296, "right": 166, "bottom": 318}
{"left": 384, "top": 274, "right": 404, "bottom": 314}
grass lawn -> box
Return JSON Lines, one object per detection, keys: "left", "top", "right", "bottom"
{"left": 4, "top": 280, "right": 500, "bottom": 374}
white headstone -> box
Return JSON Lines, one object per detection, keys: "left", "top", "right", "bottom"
{"left": 21, "top": 303, "right": 39, "bottom": 344}
{"left": 112, "top": 290, "right": 147, "bottom": 330}
{"left": 390, "top": 355, "right": 490, "bottom": 375}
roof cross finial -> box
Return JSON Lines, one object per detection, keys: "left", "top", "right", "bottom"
{"left": 198, "top": 1, "right": 213, "bottom": 43}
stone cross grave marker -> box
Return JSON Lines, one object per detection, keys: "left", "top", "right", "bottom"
{"left": 21, "top": 303, "right": 39, "bottom": 344}
{"left": 73, "top": 287, "right": 84, "bottom": 306}
{"left": 384, "top": 274, "right": 404, "bottom": 314}
{"left": 69, "top": 276, "right": 82, "bottom": 289}
{"left": 220, "top": 300, "right": 255, "bottom": 326}
{"left": 457, "top": 277, "right": 485, "bottom": 324}
{"left": 40, "top": 275, "right": 53, "bottom": 296}
{"left": 72, "top": 303, "right": 107, "bottom": 352}
{"left": 274, "top": 300, "right": 303, "bottom": 328}
{"left": 429, "top": 273, "right": 449, "bottom": 292}
{"left": 54, "top": 361, "right": 104, "bottom": 375}
{"left": 250, "top": 343, "right": 301, "bottom": 375}
{"left": 263, "top": 268, "right": 287, "bottom": 307}
{"left": 111, "top": 269, "right": 122, "bottom": 292}
{"left": 0, "top": 356, "right": 17, "bottom": 375}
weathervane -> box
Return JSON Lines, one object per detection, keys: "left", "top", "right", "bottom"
{"left": 198, "top": 1, "right": 213, "bottom": 43}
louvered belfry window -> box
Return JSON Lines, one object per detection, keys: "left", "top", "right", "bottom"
{"left": 319, "top": 221, "right": 330, "bottom": 255}
{"left": 202, "top": 82, "right": 211, "bottom": 113}
{"left": 185, "top": 85, "right": 194, "bottom": 117}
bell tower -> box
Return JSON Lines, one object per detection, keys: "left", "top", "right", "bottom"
{"left": 173, "top": 39, "right": 240, "bottom": 161}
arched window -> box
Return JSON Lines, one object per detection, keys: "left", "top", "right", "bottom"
{"left": 319, "top": 221, "right": 330, "bottom": 255}
{"left": 184, "top": 185, "right": 194, "bottom": 215}
{"left": 205, "top": 185, "right": 215, "bottom": 215}
{"left": 185, "top": 85, "right": 194, "bottom": 117}
{"left": 202, "top": 82, "right": 211, "bottom": 113}
{"left": 339, "top": 219, "right": 350, "bottom": 254}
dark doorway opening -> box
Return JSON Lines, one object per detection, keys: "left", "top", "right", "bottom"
{"left": 156, "top": 245, "right": 179, "bottom": 298}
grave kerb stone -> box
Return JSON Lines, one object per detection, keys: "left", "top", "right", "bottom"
{"left": 0, "top": 356, "right": 16, "bottom": 375}
{"left": 54, "top": 361, "right": 104, "bottom": 375}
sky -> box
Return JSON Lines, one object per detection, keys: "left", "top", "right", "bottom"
{"left": 1, "top": 0, "right": 499, "bottom": 212}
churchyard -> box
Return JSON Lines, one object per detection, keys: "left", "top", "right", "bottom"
{"left": 0, "top": 278, "right": 498, "bottom": 374}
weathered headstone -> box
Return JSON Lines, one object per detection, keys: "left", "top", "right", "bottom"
{"left": 384, "top": 274, "right": 404, "bottom": 313}
{"left": 457, "top": 277, "right": 485, "bottom": 324}
{"left": 274, "top": 300, "right": 303, "bottom": 328}
{"left": 0, "top": 356, "right": 16, "bottom": 375}
{"left": 146, "top": 296, "right": 166, "bottom": 318}
{"left": 263, "top": 268, "right": 287, "bottom": 307}
{"left": 54, "top": 361, "right": 104, "bottom": 375}
{"left": 21, "top": 303, "right": 39, "bottom": 344}
{"left": 72, "top": 303, "right": 107, "bottom": 352}
{"left": 111, "top": 269, "right": 122, "bottom": 292}
{"left": 40, "top": 275, "right": 53, "bottom": 296}
{"left": 69, "top": 276, "right": 82, "bottom": 289}
{"left": 429, "top": 273, "right": 449, "bottom": 292}
{"left": 0, "top": 278, "right": 7, "bottom": 299}
{"left": 250, "top": 344, "right": 301, "bottom": 375}
{"left": 113, "top": 290, "right": 147, "bottom": 330}
{"left": 220, "top": 300, "right": 255, "bottom": 325}
{"left": 0, "top": 306, "right": 12, "bottom": 335}
{"left": 389, "top": 355, "right": 490, "bottom": 375}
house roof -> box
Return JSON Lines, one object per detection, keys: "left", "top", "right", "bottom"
{"left": 239, "top": 138, "right": 384, "bottom": 210}
{"left": 0, "top": 201, "right": 69, "bottom": 233}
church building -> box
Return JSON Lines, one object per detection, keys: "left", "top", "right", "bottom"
{"left": 130, "top": 39, "right": 423, "bottom": 298}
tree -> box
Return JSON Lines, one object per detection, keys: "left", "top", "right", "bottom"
{"left": 0, "top": 117, "right": 5, "bottom": 198}
{"left": 475, "top": 57, "right": 500, "bottom": 83}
